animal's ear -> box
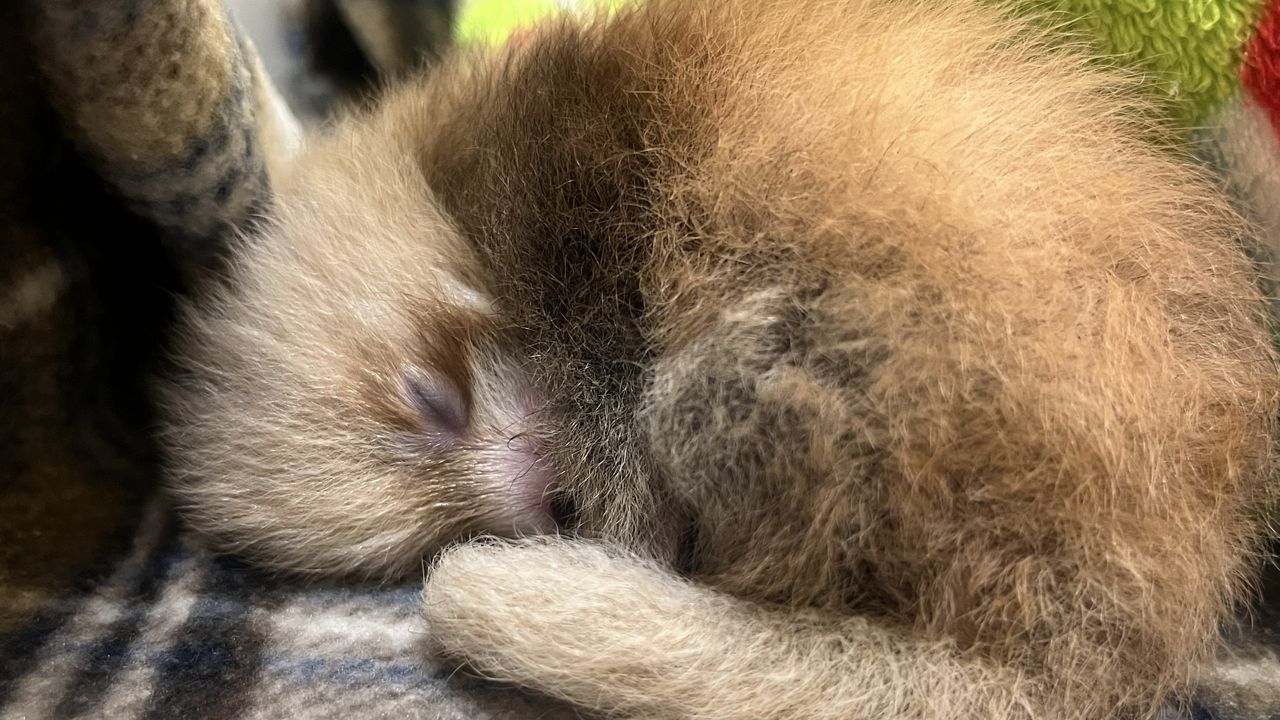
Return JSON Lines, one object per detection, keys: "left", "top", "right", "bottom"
{"left": 402, "top": 365, "right": 471, "bottom": 442}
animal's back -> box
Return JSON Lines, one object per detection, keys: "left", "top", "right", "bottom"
{"left": 394, "top": 0, "right": 1279, "bottom": 716}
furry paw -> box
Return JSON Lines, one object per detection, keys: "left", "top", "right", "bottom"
{"left": 424, "top": 537, "right": 678, "bottom": 658}
{"left": 422, "top": 537, "right": 712, "bottom": 708}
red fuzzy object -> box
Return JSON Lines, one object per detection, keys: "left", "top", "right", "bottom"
{"left": 1243, "top": 0, "right": 1280, "bottom": 135}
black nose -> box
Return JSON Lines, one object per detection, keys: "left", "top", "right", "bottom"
{"left": 674, "top": 520, "right": 702, "bottom": 575}
{"left": 549, "top": 493, "right": 579, "bottom": 530}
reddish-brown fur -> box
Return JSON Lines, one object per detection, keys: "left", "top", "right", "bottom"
{"left": 162, "top": 0, "right": 1279, "bottom": 717}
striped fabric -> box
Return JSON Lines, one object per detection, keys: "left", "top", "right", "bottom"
{"left": 0, "top": 501, "right": 573, "bottom": 719}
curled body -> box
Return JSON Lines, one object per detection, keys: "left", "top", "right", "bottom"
{"left": 161, "top": 0, "right": 1280, "bottom": 717}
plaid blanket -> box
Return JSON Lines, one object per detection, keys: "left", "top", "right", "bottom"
{"left": 0, "top": 500, "right": 574, "bottom": 719}
{"left": 0, "top": 503, "right": 1274, "bottom": 720}
{"left": 3, "top": 1, "right": 1280, "bottom": 718}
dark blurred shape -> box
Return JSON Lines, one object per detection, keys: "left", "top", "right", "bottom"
{"left": 292, "top": 0, "right": 456, "bottom": 114}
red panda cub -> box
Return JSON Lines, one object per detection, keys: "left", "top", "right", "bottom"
{"left": 161, "top": 1, "right": 1280, "bottom": 717}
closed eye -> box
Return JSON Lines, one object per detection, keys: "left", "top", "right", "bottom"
{"left": 402, "top": 367, "right": 470, "bottom": 441}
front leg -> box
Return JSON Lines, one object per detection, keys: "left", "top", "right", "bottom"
{"left": 423, "top": 538, "right": 1036, "bottom": 720}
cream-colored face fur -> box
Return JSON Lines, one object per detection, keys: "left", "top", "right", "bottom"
{"left": 160, "top": 129, "right": 557, "bottom": 578}
{"left": 163, "top": 0, "right": 1279, "bottom": 718}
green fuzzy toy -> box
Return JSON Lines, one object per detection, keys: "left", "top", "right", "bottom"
{"left": 456, "top": 0, "right": 1276, "bottom": 130}
{"left": 454, "top": 0, "right": 631, "bottom": 47}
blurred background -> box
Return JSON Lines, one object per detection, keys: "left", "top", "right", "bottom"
{"left": 225, "top": 0, "right": 456, "bottom": 123}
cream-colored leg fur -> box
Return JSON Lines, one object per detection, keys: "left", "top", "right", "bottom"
{"left": 425, "top": 539, "right": 1040, "bottom": 720}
